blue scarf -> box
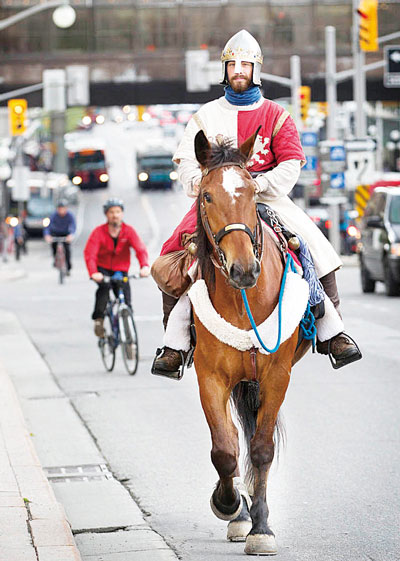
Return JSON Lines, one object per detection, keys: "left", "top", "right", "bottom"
{"left": 224, "top": 85, "right": 262, "bottom": 106}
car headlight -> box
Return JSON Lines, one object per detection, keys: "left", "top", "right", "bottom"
{"left": 9, "top": 217, "right": 19, "bottom": 227}
{"left": 43, "top": 217, "right": 50, "bottom": 227}
{"left": 138, "top": 172, "right": 148, "bottom": 182}
{"left": 99, "top": 173, "right": 109, "bottom": 182}
{"left": 72, "top": 176, "right": 82, "bottom": 185}
{"left": 390, "top": 243, "right": 400, "bottom": 257}
{"left": 169, "top": 171, "right": 178, "bottom": 181}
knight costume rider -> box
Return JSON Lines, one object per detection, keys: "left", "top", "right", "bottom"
{"left": 152, "top": 29, "right": 361, "bottom": 377}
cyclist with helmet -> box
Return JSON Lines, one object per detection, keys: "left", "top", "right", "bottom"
{"left": 84, "top": 198, "right": 150, "bottom": 337}
{"left": 44, "top": 199, "right": 76, "bottom": 274}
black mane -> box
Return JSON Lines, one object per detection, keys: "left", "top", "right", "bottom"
{"left": 196, "top": 138, "right": 247, "bottom": 287}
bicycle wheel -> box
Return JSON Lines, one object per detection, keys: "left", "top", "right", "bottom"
{"left": 119, "top": 308, "right": 139, "bottom": 375}
{"left": 99, "top": 313, "right": 116, "bottom": 372}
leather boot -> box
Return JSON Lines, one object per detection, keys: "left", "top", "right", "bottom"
{"left": 317, "top": 272, "right": 362, "bottom": 368}
{"left": 152, "top": 292, "right": 185, "bottom": 379}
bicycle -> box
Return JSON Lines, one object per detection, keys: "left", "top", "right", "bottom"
{"left": 97, "top": 272, "right": 139, "bottom": 375}
{"left": 52, "top": 236, "right": 68, "bottom": 284}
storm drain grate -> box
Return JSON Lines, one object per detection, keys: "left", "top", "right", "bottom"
{"left": 44, "top": 464, "right": 114, "bottom": 483}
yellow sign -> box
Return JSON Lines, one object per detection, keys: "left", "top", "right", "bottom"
{"left": 8, "top": 98, "right": 27, "bottom": 136}
{"left": 137, "top": 105, "right": 146, "bottom": 122}
{"left": 354, "top": 184, "right": 371, "bottom": 220}
{"left": 357, "top": 0, "right": 378, "bottom": 52}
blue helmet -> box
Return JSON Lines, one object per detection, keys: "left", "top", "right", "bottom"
{"left": 103, "top": 198, "right": 124, "bottom": 213}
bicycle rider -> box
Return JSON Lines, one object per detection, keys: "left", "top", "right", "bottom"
{"left": 84, "top": 198, "right": 150, "bottom": 337}
{"left": 44, "top": 199, "right": 76, "bottom": 275}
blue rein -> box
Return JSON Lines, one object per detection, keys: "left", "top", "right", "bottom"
{"left": 241, "top": 253, "right": 316, "bottom": 354}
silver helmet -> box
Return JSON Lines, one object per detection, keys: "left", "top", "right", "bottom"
{"left": 220, "top": 29, "right": 263, "bottom": 86}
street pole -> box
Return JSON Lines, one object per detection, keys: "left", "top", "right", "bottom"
{"left": 376, "top": 100, "right": 384, "bottom": 172}
{"left": 353, "top": 0, "right": 367, "bottom": 137}
{"left": 290, "top": 55, "right": 301, "bottom": 132}
{"left": 325, "top": 26, "right": 338, "bottom": 140}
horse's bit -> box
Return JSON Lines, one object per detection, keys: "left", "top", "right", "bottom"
{"left": 199, "top": 161, "right": 264, "bottom": 278}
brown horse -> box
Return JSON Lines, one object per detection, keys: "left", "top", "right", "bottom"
{"left": 192, "top": 129, "right": 310, "bottom": 555}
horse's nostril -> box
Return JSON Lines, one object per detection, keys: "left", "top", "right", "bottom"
{"left": 230, "top": 263, "right": 244, "bottom": 282}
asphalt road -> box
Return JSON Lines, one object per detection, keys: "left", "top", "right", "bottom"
{"left": 2, "top": 122, "right": 399, "bottom": 561}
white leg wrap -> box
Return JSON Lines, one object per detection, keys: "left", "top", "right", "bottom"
{"left": 316, "top": 296, "right": 344, "bottom": 342}
{"left": 163, "top": 294, "right": 191, "bottom": 352}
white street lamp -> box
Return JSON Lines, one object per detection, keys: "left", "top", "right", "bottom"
{"left": 0, "top": 1, "right": 76, "bottom": 31}
{"left": 52, "top": 4, "right": 76, "bottom": 28}
{"left": 389, "top": 130, "right": 400, "bottom": 142}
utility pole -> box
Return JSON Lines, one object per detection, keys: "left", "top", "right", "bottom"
{"left": 353, "top": 0, "right": 367, "bottom": 137}
{"left": 325, "top": 26, "right": 337, "bottom": 140}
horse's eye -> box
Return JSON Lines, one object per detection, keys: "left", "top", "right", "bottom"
{"left": 203, "top": 192, "right": 212, "bottom": 203}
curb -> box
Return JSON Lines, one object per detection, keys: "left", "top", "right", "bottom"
{"left": 0, "top": 362, "right": 82, "bottom": 561}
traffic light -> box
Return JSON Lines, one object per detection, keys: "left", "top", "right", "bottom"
{"left": 299, "top": 86, "right": 311, "bottom": 122}
{"left": 8, "top": 98, "right": 27, "bottom": 136}
{"left": 357, "top": 0, "right": 378, "bottom": 52}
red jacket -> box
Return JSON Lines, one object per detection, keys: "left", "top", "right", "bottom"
{"left": 84, "top": 222, "right": 149, "bottom": 277}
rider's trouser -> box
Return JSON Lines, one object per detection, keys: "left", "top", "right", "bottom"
{"left": 92, "top": 266, "right": 131, "bottom": 320}
{"left": 51, "top": 241, "right": 71, "bottom": 270}
{"left": 162, "top": 291, "right": 178, "bottom": 330}
{"left": 319, "top": 271, "right": 341, "bottom": 317}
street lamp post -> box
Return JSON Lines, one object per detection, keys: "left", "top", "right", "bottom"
{"left": 0, "top": 1, "right": 76, "bottom": 31}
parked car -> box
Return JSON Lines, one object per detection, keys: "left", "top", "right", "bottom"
{"left": 358, "top": 186, "right": 400, "bottom": 296}
{"left": 136, "top": 147, "right": 177, "bottom": 190}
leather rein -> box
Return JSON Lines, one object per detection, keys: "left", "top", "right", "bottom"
{"left": 199, "top": 161, "right": 264, "bottom": 279}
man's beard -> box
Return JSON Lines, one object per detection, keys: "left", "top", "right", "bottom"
{"left": 229, "top": 75, "right": 252, "bottom": 93}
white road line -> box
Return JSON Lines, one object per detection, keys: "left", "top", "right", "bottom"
{"left": 140, "top": 193, "right": 160, "bottom": 256}
{"left": 72, "top": 196, "right": 86, "bottom": 244}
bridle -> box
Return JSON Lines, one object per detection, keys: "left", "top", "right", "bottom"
{"left": 199, "top": 161, "right": 264, "bottom": 278}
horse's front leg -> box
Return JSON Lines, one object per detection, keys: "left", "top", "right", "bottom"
{"left": 197, "top": 372, "right": 242, "bottom": 521}
{"left": 245, "top": 363, "right": 291, "bottom": 556}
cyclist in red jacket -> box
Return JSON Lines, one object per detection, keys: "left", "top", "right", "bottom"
{"left": 84, "top": 198, "right": 150, "bottom": 337}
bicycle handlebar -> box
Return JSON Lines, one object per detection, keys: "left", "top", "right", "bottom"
{"left": 51, "top": 236, "right": 68, "bottom": 242}
{"left": 91, "top": 273, "right": 142, "bottom": 284}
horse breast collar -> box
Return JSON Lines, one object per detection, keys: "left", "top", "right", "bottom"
{"left": 199, "top": 162, "right": 264, "bottom": 276}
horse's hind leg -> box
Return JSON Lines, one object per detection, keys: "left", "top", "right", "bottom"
{"left": 198, "top": 374, "right": 242, "bottom": 521}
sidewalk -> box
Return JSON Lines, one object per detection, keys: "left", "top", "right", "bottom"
{"left": 0, "top": 258, "right": 27, "bottom": 282}
{"left": 0, "top": 362, "right": 82, "bottom": 561}
{"left": 0, "top": 304, "right": 178, "bottom": 560}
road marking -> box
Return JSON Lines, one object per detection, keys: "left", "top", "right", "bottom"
{"left": 140, "top": 193, "right": 160, "bottom": 255}
{"left": 72, "top": 196, "right": 86, "bottom": 244}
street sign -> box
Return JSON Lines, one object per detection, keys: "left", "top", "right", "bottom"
{"left": 303, "top": 155, "right": 317, "bottom": 171}
{"left": 330, "top": 145, "right": 346, "bottom": 161}
{"left": 330, "top": 172, "right": 345, "bottom": 189}
{"left": 384, "top": 45, "right": 400, "bottom": 88}
{"left": 10, "top": 165, "right": 29, "bottom": 201}
{"left": 301, "top": 132, "right": 318, "bottom": 147}
{"left": 345, "top": 138, "right": 376, "bottom": 152}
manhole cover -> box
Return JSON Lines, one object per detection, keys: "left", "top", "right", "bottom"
{"left": 45, "top": 464, "right": 113, "bottom": 483}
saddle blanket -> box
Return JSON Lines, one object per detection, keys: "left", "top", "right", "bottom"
{"left": 163, "top": 274, "right": 344, "bottom": 354}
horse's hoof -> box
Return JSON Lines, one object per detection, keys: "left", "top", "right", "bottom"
{"left": 210, "top": 488, "right": 242, "bottom": 521}
{"left": 244, "top": 534, "right": 278, "bottom": 556}
{"left": 227, "top": 478, "right": 252, "bottom": 541}
{"left": 227, "top": 519, "right": 252, "bottom": 542}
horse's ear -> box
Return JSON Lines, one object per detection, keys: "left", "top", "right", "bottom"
{"left": 195, "top": 130, "right": 211, "bottom": 168}
{"left": 239, "top": 125, "right": 261, "bottom": 161}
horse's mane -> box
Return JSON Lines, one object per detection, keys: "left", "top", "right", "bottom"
{"left": 196, "top": 138, "right": 248, "bottom": 288}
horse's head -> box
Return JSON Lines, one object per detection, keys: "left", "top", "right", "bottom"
{"left": 195, "top": 128, "right": 262, "bottom": 290}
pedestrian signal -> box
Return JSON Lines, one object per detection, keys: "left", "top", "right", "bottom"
{"left": 357, "top": 0, "right": 378, "bottom": 52}
{"left": 299, "top": 86, "right": 311, "bottom": 122}
{"left": 8, "top": 99, "right": 27, "bottom": 136}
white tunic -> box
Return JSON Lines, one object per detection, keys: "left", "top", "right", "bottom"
{"left": 173, "top": 97, "right": 342, "bottom": 278}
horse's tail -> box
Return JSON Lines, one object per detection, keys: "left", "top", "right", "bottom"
{"left": 231, "top": 381, "right": 286, "bottom": 494}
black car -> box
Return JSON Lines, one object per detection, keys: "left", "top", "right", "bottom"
{"left": 358, "top": 187, "right": 400, "bottom": 296}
